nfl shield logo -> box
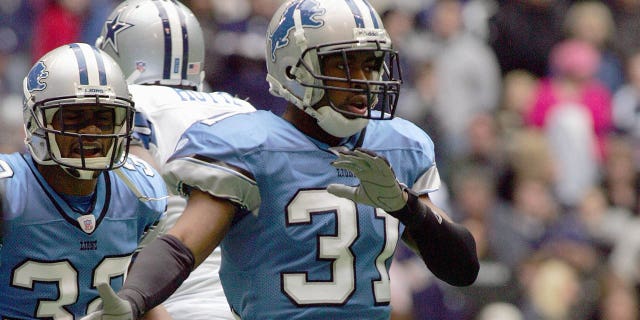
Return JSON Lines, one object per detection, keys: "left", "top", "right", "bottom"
{"left": 136, "top": 61, "right": 146, "bottom": 72}
{"left": 77, "top": 214, "right": 96, "bottom": 234}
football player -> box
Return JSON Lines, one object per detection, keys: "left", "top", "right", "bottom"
{"left": 0, "top": 43, "right": 169, "bottom": 319}
{"left": 95, "top": 1, "right": 256, "bottom": 319}
{"left": 83, "top": 0, "right": 479, "bottom": 319}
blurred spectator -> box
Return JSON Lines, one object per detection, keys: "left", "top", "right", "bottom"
{"left": 380, "top": 6, "right": 422, "bottom": 87}
{"left": 460, "top": 0, "right": 498, "bottom": 41}
{"left": 30, "top": 0, "right": 91, "bottom": 62}
{"left": 458, "top": 114, "right": 507, "bottom": 178}
{"left": 207, "top": 0, "right": 287, "bottom": 114}
{"left": 608, "top": 0, "right": 640, "bottom": 61}
{"left": 544, "top": 103, "right": 600, "bottom": 208}
{"left": 444, "top": 164, "right": 521, "bottom": 318}
{"left": 475, "top": 302, "right": 523, "bottom": 320}
{"left": 0, "top": 0, "right": 32, "bottom": 95}
{"left": 607, "top": 215, "right": 640, "bottom": 303}
{"left": 488, "top": 0, "right": 569, "bottom": 77}
{"left": 600, "top": 134, "right": 639, "bottom": 214}
{"left": 595, "top": 271, "right": 639, "bottom": 320}
{"left": 563, "top": 1, "right": 624, "bottom": 93}
{"left": 425, "top": 0, "right": 501, "bottom": 161}
{"left": 495, "top": 69, "right": 539, "bottom": 139}
{"left": 517, "top": 256, "right": 582, "bottom": 320}
{"left": 394, "top": 60, "right": 448, "bottom": 168}
{"left": 612, "top": 49, "right": 640, "bottom": 167}
{"left": 498, "top": 128, "right": 557, "bottom": 203}
{"left": 0, "top": 0, "right": 30, "bottom": 154}
{"left": 524, "top": 39, "right": 613, "bottom": 163}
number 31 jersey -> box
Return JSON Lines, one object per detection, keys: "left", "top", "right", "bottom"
{"left": 163, "top": 110, "right": 441, "bottom": 319}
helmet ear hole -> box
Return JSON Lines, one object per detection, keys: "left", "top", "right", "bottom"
{"left": 285, "top": 66, "right": 296, "bottom": 80}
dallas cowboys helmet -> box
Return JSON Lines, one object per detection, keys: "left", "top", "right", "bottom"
{"left": 96, "top": 0, "right": 205, "bottom": 90}
{"left": 23, "top": 43, "right": 135, "bottom": 179}
{"left": 266, "top": 0, "right": 402, "bottom": 137}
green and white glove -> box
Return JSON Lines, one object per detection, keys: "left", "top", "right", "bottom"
{"left": 80, "top": 283, "right": 134, "bottom": 320}
{"left": 327, "top": 147, "right": 407, "bottom": 212}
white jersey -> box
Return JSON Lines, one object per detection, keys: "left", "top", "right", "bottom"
{"left": 129, "top": 84, "right": 256, "bottom": 320}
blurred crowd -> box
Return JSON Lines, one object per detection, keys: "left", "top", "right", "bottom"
{"left": 1, "top": 0, "right": 640, "bottom": 319}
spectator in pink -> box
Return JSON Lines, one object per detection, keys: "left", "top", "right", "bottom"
{"left": 524, "top": 39, "right": 613, "bottom": 162}
{"left": 30, "top": 0, "right": 91, "bottom": 62}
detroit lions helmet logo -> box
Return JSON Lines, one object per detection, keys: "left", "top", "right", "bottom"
{"left": 268, "top": 0, "right": 325, "bottom": 62}
{"left": 26, "top": 61, "right": 49, "bottom": 92}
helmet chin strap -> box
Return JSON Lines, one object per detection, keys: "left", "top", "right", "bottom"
{"left": 305, "top": 105, "right": 368, "bottom": 138}
{"left": 61, "top": 166, "right": 100, "bottom": 180}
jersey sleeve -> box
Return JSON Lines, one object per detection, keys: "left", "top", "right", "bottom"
{"left": 0, "top": 154, "right": 28, "bottom": 222}
{"left": 132, "top": 111, "right": 156, "bottom": 149}
{"left": 387, "top": 117, "right": 440, "bottom": 195}
{"left": 163, "top": 113, "right": 263, "bottom": 212}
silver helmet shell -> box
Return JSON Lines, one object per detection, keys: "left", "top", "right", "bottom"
{"left": 96, "top": 0, "right": 205, "bottom": 90}
{"left": 23, "top": 43, "right": 135, "bottom": 178}
{"left": 265, "top": 0, "right": 402, "bottom": 130}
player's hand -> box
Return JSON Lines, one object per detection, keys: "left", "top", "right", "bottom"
{"left": 327, "top": 147, "right": 406, "bottom": 212}
{"left": 81, "top": 283, "right": 134, "bottom": 320}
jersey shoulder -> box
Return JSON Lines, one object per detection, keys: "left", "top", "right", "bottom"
{"left": 0, "top": 153, "right": 23, "bottom": 180}
{"left": 112, "top": 154, "right": 168, "bottom": 212}
{"left": 178, "top": 110, "right": 298, "bottom": 156}
{"left": 0, "top": 153, "right": 31, "bottom": 216}
{"left": 368, "top": 117, "right": 434, "bottom": 153}
{"left": 129, "top": 84, "right": 256, "bottom": 113}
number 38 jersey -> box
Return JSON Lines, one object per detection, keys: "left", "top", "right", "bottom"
{"left": 0, "top": 153, "right": 167, "bottom": 320}
{"left": 163, "top": 110, "right": 441, "bottom": 320}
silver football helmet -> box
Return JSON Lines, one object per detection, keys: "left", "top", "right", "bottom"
{"left": 266, "top": 0, "right": 402, "bottom": 137}
{"left": 23, "top": 43, "right": 135, "bottom": 179}
{"left": 96, "top": 0, "right": 205, "bottom": 90}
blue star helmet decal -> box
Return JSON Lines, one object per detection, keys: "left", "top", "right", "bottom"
{"left": 102, "top": 12, "right": 134, "bottom": 54}
{"left": 26, "top": 61, "right": 49, "bottom": 92}
{"left": 268, "top": 0, "right": 325, "bottom": 62}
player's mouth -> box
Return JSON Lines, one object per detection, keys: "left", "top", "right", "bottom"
{"left": 72, "top": 143, "right": 103, "bottom": 157}
{"left": 342, "top": 96, "right": 369, "bottom": 116}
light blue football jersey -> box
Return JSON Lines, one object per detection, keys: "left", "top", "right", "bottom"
{"left": 163, "top": 110, "right": 440, "bottom": 319}
{"left": 0, "top": 153, "right": 167, "bottom": 320}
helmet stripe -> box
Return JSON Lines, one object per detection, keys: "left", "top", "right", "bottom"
{"left": 171, "top": 0, "right": 190, "bottom": 81}
{"left": 69, "top": 43, "right": 89, "bottom": 85}
{"left": 360, "top": 0, "right": 380, "bottom": 28}
{"left": 152, "top": 0, "right": 173, "bottom": 80}
{"left": 91, "top": 46, "right": 108, "bottom": 85}
{"left": 344, "top": 0, "right": 365, "bottom": 28}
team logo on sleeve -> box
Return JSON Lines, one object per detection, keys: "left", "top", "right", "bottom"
{"left": 26, "top": 61, "right": 49, "bottom": 92}
{"left": 268, "top": 0, "right": 325, "bottom": 61}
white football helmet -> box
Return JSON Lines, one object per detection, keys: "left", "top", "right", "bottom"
{"left": 266, "top": 0, "right": 402, "bottom": 137}
{"left": 96, "top": 0, "right": 205, "bottom": 90}
{"left": 23, "top": 43, "right": 135, "bottom": 179}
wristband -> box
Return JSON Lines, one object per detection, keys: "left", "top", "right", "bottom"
{"left": 387, "top": 187, "right": 442, "bottom": 228}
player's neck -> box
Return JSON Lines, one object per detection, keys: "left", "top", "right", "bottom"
{"left": 282, "top": 104, "right": 343, "bottom": 146}
{"left": 37, "top": 164, "right": 99, "bottom": 196}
